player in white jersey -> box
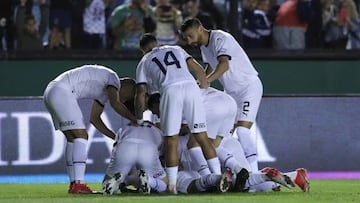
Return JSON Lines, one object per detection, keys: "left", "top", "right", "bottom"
{"left": 135, "top": 33, "right": 221, "bottom": 194}
{"left": 102, "top": 122, "right": 167, "bottom": 195}
{"left": 181, "top": 18, "right": 263, "bottom": 172}
{"left": 186, "top": 87, "right": 250, "bottom": 191}
{"left": 43, "top": 65, "right": 137, "bottom": 194}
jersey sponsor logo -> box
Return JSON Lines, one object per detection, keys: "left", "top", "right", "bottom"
{"left": 59, "top": 121, "right": 75, "bottom": 127}
{"left": 193, "top": 123, "right": 206, "bottom": 129}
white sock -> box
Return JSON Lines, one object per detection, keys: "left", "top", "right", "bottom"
{"left": 246, "top": 173, "right": 267, "bottom": 186}
{"left": 148, "top": 176, "right": 167, "bottom": 192}
{"left": 73, "top": 138, "right": 88, "bottom": 183}
{"left": 65, "top": 142, "right": 75, "bottom": 183}
{"left": 283, "top": 171, "right": 297, "bottom": 182}
{"left": 195, "top": 174, "right": 220, "bottom": 191}
{"left": 206, "top": 157, "right": 222, "bottom": 175}
{"left": 236, "top": 126, "right": 258, "bottom": 171}
{"left": 216, "top": 146, "right": 242, "bottom": 174}
{"left": 188, "top": 147, "right": 211, "bottom": 176}
{"left": 248, "top": 182, "right": 279, "bottom": 192}
{"left": 165, "top": 166, "right": 178, "bottom": 186}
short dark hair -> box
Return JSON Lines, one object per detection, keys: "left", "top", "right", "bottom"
{"left": 139, "top": 33, "right": 157, "bottom": 50}
{"left": 180, "top": 18, "right": 202, "bottom": 33}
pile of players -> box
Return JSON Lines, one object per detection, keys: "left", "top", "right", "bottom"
{"left": 43, "top": 18, "right": 309, "bottom": 195}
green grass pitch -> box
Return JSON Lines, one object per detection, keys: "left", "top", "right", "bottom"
{"left": 0, "top": 180, "right": 359, "bottom": 203}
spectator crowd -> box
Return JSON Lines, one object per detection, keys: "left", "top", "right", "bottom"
{"left": 0, "top": 0, "right": 359, "bottom": 51}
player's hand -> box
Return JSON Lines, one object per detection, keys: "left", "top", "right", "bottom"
{"left": 198, "top": 80, "right": 210, "bottom": 89}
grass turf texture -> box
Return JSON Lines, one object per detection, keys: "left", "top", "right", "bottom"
{"left": 0, "top": 180, "right": 359, "bottom": 203}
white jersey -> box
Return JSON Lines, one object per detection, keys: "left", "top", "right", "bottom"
{"left": 116, "top": 123, "right": 163, "bottom": 150}
{"left": 52, "top": 65, "right": 120, "bottom": 104}
{"left": 105, "top": 123, "right": 165, "bottom": 180}
{"left": 201, "top": 87, "right": 237, "bottom": 139}
{"left": 136, "top": 45, "right": 196, "bottom": 92}
{"left": 200, "top": 30, "right": 258, "bottom": 92}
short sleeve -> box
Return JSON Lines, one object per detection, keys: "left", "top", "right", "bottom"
{"left": 214, "top": 35, "right": 232, "bottom": 60}
{"left": 136, "top": 58, "right": 148, "bottom": 84}
{"left": 179, "top": 46, "right": 192, "bottom": 61}
{"left": 107, "top": 71, "right": 120, "bottom": 90}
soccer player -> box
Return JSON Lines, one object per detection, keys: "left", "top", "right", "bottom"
{"left": 102, "top": 121, "right": 167, "bottom": 195}
{"left": 184, "top": 87, "right": 251, "bottom": 191}
{"left": 43, "top": 65, "right": 137, "bottom": 194}
{"left": 181, "top": 18, "right": 263, "bottom": 172}
{"left": 134, "top": 33, "right": 221, "bottom": 194}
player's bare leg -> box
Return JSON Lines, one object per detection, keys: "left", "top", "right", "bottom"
{"left": 164, "top": 135, "right": 179, "bottom": 194}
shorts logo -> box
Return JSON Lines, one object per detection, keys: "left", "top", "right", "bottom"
{"left": 59, "top": 121, "right": 75, "bottom": 127}
{"left": 193, "top": 123, "right": 206, "bottom": 129}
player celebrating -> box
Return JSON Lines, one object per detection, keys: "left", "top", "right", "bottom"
{"left": 102, "top": 121, "right": 167, "bottom": 195}
{"left": 134, "top": 33, "right": 221, "bottom": 194}
{"left": 181, "top": 18, "right": 264, "bottom": 172}
{"left": 43, "top": 65, "right": 136, "bottom": 194}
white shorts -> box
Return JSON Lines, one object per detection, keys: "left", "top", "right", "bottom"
{"left": 203, "top": 89, "right": 237, "bottom": 139}
{"left": 176, "top": 170, "right": 201, "bottom": 194}
{"left": 105, "top": 140, "right": 166, "bottom": 179}
{"left": 226, "top": 77, "right": 263, "bottom": 123}
{"left": 160, "top": 82, "right": 207, "bottom": 136}
{"left": 43, "top": 81, "right": 85, "bottom": 131}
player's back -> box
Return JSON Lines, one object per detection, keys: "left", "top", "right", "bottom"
{"left": 117, "top": 123, "right": 163, "bottom": 149}
{"left": 140, "top": 45, "right": 196, "bottom": 91}
{"left": 54, "top": 64, "right": 119, "bottom": 99}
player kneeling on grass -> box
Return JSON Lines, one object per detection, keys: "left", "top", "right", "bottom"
{"left": 102, "top": 121, "right": 167, "bottom": 195}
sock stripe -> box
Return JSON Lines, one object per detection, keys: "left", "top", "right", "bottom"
{"left": 246, "top": 153, "right": 257, "bottom": 159}
{"left": 73, "top": 161, "right": 86, "bottom": 164}
{"left": 223, "top": 154, "right": 234, "bottom": 167}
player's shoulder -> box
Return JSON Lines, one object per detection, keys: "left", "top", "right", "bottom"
{"left": 160, "top": 44, "right": 184, "bottom": 52}
{"left": 210, "top": 30, "right": 233, "bottom": 43}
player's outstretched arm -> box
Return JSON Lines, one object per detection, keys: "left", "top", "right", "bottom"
{"left": 207, "top": 55, "right": 229, "bottom": 83}
{"left": 186, "top": 58, "right": 209, "bottom": 88}
{"left": 134, "top": 83, "right": 147, "bottom": 123}
{"left": 90, "top": 100, "right": 116, "bottom": 140}
{"left": 107, "top": 86, "right": 137, "bottom": 123}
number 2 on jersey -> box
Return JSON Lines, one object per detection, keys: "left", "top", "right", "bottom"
{"left": 152, "top": 51, "right": 181, "bottom": 74}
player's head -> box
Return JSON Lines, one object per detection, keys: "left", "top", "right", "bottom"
{"left": 119, "top": 77, "right": 136, "bottom": 102}
{"left": 147, "top": 92, "right": 160, "bottom": 117}
{"left": 139, "top": 33, "right": 158, "bottom": 53}
{"left": 180, "top": 18, "right": 204, "bottom": 46}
